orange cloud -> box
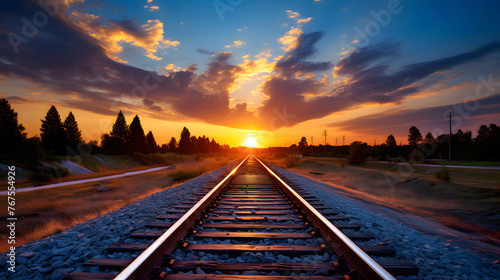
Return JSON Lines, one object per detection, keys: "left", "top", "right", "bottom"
{"left": 297, "top": 17, "right": 313, "bottom": 24}
{"left": 233, "top": 40, "right": 246, "bottom": 48}
{"left": 279, "top": 10, "right": 313, "bottom": 52}
{"left": 285, "top": 10, "right": 300, "bottom": 19}
{"left": 148, "top": 5, "right": 159, "bottom": 11}
{"left": 71, "top": 11, "right": 179, "bottom": 62}
{"left": 278, "top": 27, "right": 303, "bottom": 52}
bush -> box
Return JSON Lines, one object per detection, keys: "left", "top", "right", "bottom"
{"left": 170, "top": 168, "right": 204, "bottom": 182}
{"left": 51, "top": 162, "right": 70, "bottom": 178}
{"left": 284, "top": 156, "right": 301, "bottom": 168}
{"left": 29, "top": 171, "right": 53, "bottom": 185}
{"left": 347, "top": 141, "right": 369, "bottom": 165}
{"left": 433, "top": 167, "right": 450, "bottom": 182}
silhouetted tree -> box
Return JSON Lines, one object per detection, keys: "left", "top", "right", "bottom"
{"left": 0, "top": 98, "right": 26, "bottom": 152}
{"left": 110, "top": 111, "right": 130, "bottom": 143}
{"left": 102, "top": 111, "right": 130, "bottom": 154}
{"left": 348, "top": 141, "right": 368, "bottom": 165}
{"left": 408, "top": 126, "right": 422, "bottom": 147}
{"left": 41, "top": 105, "right": 67, "bottom": 154}
{"left": 129, "top": 115, "right": 148, "bottom": 154}
{"left": 178, "top": 127, "right": 191, "bottom": 154}
{"left": 298, "top": 136, "right": 308, "bottom": 154}
{"left": 63, "top": 112, "right": 82, "bottom": 151}
{"left": 190, "top": 136, "right": 199, "bottom": 154}
{"left": 146, "top": 131, "right": 158, "bottom": 154}
{"left": 475, "top": 123, "right": 500, "bottom": 159}
{"left": 424, "top": 132, "right": 434, "bottom": 144}
{"left": 210, "top": 138, "right": 220, "bottom": 153}
{"left": 385, "top": 134, "right": 397, "bottom": 146}
{"left": 167, "top": 137, "right": 177, "bottom": 152}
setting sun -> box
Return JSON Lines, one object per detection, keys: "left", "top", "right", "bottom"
{"left": 244, "top": 136, "right": 258, "bottom": 148}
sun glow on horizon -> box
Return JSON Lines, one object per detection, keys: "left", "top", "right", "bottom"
{"left": 243, "top": 136, "right": 258, "bottom": 148}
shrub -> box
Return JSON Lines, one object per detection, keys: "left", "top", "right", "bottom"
{"left": 170, "top": 168, "right": 204, "bottom": 182}
{"left": 433, "top": 167, "right": 450, "bottom": 182}
{"left": 51, "top": 162, "right": 70, "bottom": 178}
{"left": 284, "top": 156, "right": 301, "bottom": 168}
{"left": 29, "top": 171, "right": 53, "bottom": 185}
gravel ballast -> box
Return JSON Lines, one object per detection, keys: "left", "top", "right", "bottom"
{"left": 0, "top": 163, "right": 236, "bottom": 280}
{"left": 1, "top": 160, "right": 498, "bottom": 279}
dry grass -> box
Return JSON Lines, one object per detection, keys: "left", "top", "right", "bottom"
{"left": 268, "top": 157, "right": 500, "bottom": 241}
{"left": 0, "top": 154, "right": 238, "bottom": 253}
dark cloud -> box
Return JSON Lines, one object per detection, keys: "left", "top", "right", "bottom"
{"left": 0, "top": 0, "right": 258, "bottom": 128}
{"left": 257, "top": 32, "right": 336, "bottom": 129}
{"left": 335, "top": 41, "right": 500, "bottom": 104}
{"left": 275, "top": 32, "right": 333, "bottom": 76}
{"left": 328, "top": 94, "right": 500, "bottom": 137}
{"left": 197, "top": 48, "right": 216, "bottom": 55}
{"left": 6, "top": 96, "right": 32, "bottom": 103}
{"left": 257, "top": 39, "right": 500, "bottom": 130}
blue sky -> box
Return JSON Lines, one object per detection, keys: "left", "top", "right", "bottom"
{"left": 1, "top": 0, "right": 499, "bottom": 146}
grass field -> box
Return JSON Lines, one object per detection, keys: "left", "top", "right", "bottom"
{"left": 264, "top": 155, "right": 500, "bottom": 243}
{"left": 0, "top": 154, "right": 239, "bottom": 253}
{"left": 1, "top": 153, "right": 206, "bottom": 190}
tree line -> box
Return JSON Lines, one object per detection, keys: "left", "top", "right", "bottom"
{"left": 100, "top": 110, "right": 229, "bottom": 155}
{"left": 0, "top": 98, "right": 229, "bottom": 164}
{"left": 267, "top": 123, "right": 500, "bottom": 163}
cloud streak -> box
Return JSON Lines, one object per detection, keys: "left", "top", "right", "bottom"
{"left": 328, "top": 94, "right": 500, "bottom": 137}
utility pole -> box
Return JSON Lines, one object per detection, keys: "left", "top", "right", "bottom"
{"left": 342, "top": 135, "right": 345, "bottom": 146}
{"left": 374, "top": 138, "right": 376, "bottom": 146}
{"left": 311, "top": 136, "right": 313, "bottom": 146}
{"left": 448, "top": 112, "right": 453, "bottom": 161}
{"left": 336, "top": 138, "right": 338, "bottom": 146}
{"left": 322, "top": 129, "right": 328, "bottom": 155}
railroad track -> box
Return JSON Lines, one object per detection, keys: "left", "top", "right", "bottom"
{"left": 64, "top": 155, "right": 418, "bottom": 280}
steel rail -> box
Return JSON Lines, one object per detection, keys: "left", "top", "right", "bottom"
{"left": 114, "top": 155, "right": 250, "bottom": 280}
{"left": 254, "top": 155, "right": 396, "bottom": 280}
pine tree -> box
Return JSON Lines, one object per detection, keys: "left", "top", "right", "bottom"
{"left": 178, "top": 127, "right": 191, "bottom": 154}
{"left": 41, "top": 105, "right": 67, "bottom": 154}
{"left": 129, "top": 115, "right": 148, "bottom": 154}
{"left": 0, "top": 98, "right": 26, "bottom": 151}
{"left": 424, "top": 132, "right": 435, "bottom": 144}
{"left": 108, "top": 110, "right": 130, "bottom": 154}
{"left": 146, "top": 131, "right": 158, "bottom": 154}
{"left": 190, "top": 136, "right": 199, "bottom": 154}
{"left": 385, "top": 134, "right": 397, "bottom": 146}
{"left": 408, "top": 126, "right": 422, "bottom": 147}
{"left": 64, "top": 111, "right": 82, "bottom": 150}
{"left": 210, "top": 138, "right": 220, "bottom": 153}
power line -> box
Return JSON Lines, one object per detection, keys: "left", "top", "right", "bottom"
{"left": 447, "top": 112, "right": 453, "bottom": 161}
{"left": 322, "top": 129, "right": 328, "bottom": 155}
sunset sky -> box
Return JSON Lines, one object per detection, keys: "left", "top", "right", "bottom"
{"left": 1, "top": 0, "right": 500, "bottom": 148}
